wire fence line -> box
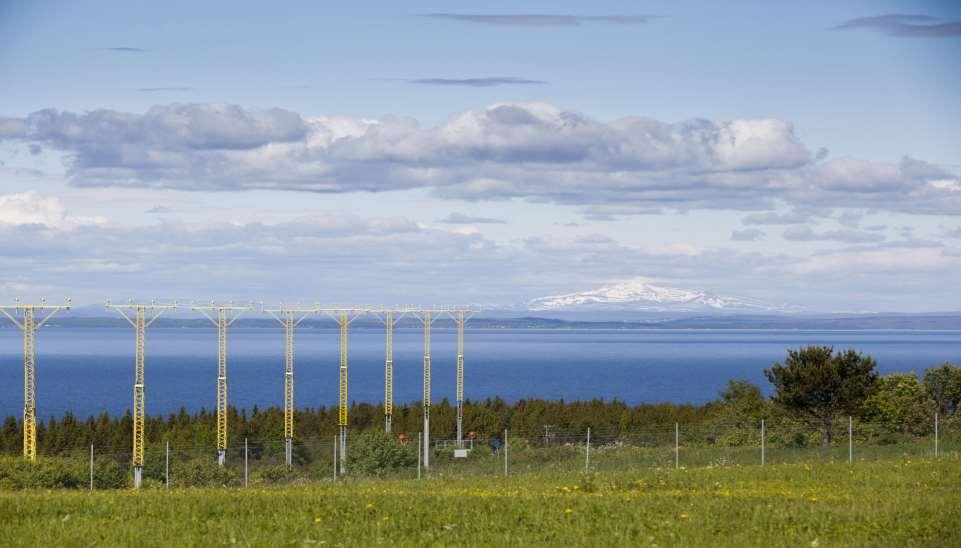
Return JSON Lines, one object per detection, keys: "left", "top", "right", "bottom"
{"left": 1, "top": 414, "right": 957, "bottom": 489}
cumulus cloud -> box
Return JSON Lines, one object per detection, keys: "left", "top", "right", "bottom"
{"left": 2, "top": 102, "right": 960, "bottom": 216}
{"left": 0, "top": 192, "right": 104, "bottom": 228}
{"left": 782, "top": 226, "right": 886, "bottom": 244}
{"left": 1, "top": 193, "right": 958, "bottom": 311}
{"left": 418, "top": 14, "right": 660, "bottom": 27}
{"left": 407, "top": 77, "right": 547, "bottom": 87}
{"left": 835, "top": 14, "right": 961, "bottom": 37}
{"left": 436, "top": 212, "right": 506, "bottom": 224}
{"left": 731, "top": 228, "right": 765, "bottom": 241}
{"left": 0, "top": 210, "right": 793, "bottom": 306}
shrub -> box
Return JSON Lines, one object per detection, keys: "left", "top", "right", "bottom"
{"left": 171, "top": 458, "right": 239, "bottom": 488}
{"left": 345, "top": 430, "right": 416, "bottom": 475}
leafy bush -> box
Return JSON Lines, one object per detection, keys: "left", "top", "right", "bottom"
{"left": 345, "top": 430, "right": 416, "bottom": 475}
{"left": 0, "top": 455, "right": 129, "bottom": 489}
{"left": 171, "top": 458, "right": 238, "bottom": 488}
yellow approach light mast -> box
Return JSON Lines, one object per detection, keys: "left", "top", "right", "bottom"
{"left": 191, "top": 301, "right": 254, "bottom": 465}
{"left": 370, "top": 306, "right": 412, "bottom": 433}
{"left": 262, "top": 303, "right": 316, "bottom": 467}
{"left": 316, "top": 305, "right": 368, "bottom": 475}
{"left": 446, "top": 307, "right": 478, "bottom": 448}
{"left": 0, "top": 298, "right": 71, "bottom": 461}
{"left": 105, "top": 299, "right": 177, "bottom": 488}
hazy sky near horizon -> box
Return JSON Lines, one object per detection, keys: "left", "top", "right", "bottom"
{"left": 1, "top": 1, "right": 960, "bottom": 311}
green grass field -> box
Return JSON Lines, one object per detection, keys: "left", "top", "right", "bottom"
{"left": 1, "top": 456, "right": 959, "bottom": 546}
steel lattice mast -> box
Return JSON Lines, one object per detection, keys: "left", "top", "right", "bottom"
{"left": 446, "top": 307, "right": 477, "bottom": 447}
{"left": 317, "top": 306, "right": 368, "bottom": 475}
{"left": 262, "top": 303, "right": 316, "bottom": 467}
{"left": 410, "top": 307, "right": 445, "bottom": 469}
{"left": 105, "top": 299, "right": 176, "bottom": 488}
{"left": 370, "top": 307, "right": 411, "bottom": 433}
{"left": 0, "top": 298, "right": 71, "bottom": 461}
{"left": 191, "top": 302, "right": 253, "bottom": 465}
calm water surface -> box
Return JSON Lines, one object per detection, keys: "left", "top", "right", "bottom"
{"left": 0, "top": 328, "right": 958, "bottom": 418}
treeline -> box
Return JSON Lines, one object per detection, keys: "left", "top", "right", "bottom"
{"left": 1, "top": 348, "right": 959, "bottom": 455}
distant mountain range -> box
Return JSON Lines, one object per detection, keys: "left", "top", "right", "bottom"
{"left": 527, "top": 278, "right": 795, "bottom": 313}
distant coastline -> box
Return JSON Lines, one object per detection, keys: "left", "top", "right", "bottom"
{"left": 5, "top": 313, "right": 961, "bottom": 331}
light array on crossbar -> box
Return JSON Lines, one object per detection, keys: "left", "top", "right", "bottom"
{"left": 0, "top": 298, "right": 479, "bottom": 484}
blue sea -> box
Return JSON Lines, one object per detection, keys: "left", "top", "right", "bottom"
{"left": 1, "top": 327, "right": 959, "bottom": 419}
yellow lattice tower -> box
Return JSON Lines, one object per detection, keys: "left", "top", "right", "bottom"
{"left": 191, "top": 301, "right": 253, "bottom": 465}
{"left": 317, "top": 306, "right": 368, "bottom": 475}
{"left": 263, "top": 303, "right": 316, "bottom": 467}
{"left": 0, "top": 298, "right": 71, "bottom": 461}
{"left": 105, "top": 299, "right": 177, "bottom": 487}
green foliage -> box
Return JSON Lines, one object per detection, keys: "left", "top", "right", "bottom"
{"left": 923, "top": 362, "right": 961, "bottom": 416}
{"left": 171, "top": 458, "right": 239, "bottom": 488}
{"left": 714, "top": 379, "right": 771, "bottom": 428}
{"left": 0, "top": 456, "right": 127, "bottom": 489}
{"left": 346, "top": 430, "right": 416, "bottom": 474}
{"left": 765, "top": 346, "right": 878, "bottom": 446}
{"left": 863, "top": 372, "right": 937, "bottom": 434}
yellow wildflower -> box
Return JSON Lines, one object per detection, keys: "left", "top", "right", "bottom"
{"left": 564, "top": 508, "right": 573, "bottom": 514}
{"left": 679, "top": 513, "right": 689, "bottom": 520}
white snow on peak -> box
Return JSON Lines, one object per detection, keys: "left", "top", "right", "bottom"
{"left": 527, "top": 278, "right": 785, "bottom": 312}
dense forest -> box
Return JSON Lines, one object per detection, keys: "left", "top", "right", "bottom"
{"left": 2, "top": 348, "right": 959, "bottom": 456}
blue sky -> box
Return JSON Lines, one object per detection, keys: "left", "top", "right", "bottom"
{"left": 1, "top": 1, "right": 960, "bottom": 311}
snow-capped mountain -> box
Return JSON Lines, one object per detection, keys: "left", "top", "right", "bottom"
{"left": 527, "top": 278, "right": 792, "bottom": 313}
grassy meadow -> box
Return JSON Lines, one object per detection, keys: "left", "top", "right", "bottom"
{"left": 1, "top": 456, "right": 959, "bottom": 546}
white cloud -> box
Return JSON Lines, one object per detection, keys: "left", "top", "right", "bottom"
{"left": 6, "top": 102, "right": 957, "bottom": 216}
{"left": 0, "top": 195, "right": 957, "bottom": 311}
{"left": 0, "top": 191, "right": 104, "bottom": 228}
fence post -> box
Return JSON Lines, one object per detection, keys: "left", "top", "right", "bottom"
{"left": 332, "top": 435, "right": 337, "bottom": 482}
{"left": 244, "top": 437, "right": 249, "bottom": 488}
{"left": 585, "top": 427, "right": 591, "bottom": 472}
{"left": 417, "top": 432, "right": 422, "bottom": 480}
{"left": 848, "top": 416, "right": 853, "bottom": 464}
{"left": 165, "top": 441, "right": 170, "bottom": 489}
{"left": 504, "top": 428, "right": 508, "bottom": 477}
{"left": 935, "top": 413, "right": 939, "bottom": 459}
{"left": 674, "top": 423, "right": 679, "bottom": 469}
{"left": 89, "top": 444, "right": 94, "bottom": 491}
{"left": 760, "top": 419, "right": 765, "bottom": 467}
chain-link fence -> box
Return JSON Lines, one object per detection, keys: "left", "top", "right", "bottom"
{"left": 1, "top": 414, "right": 958, "bottom": 489}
